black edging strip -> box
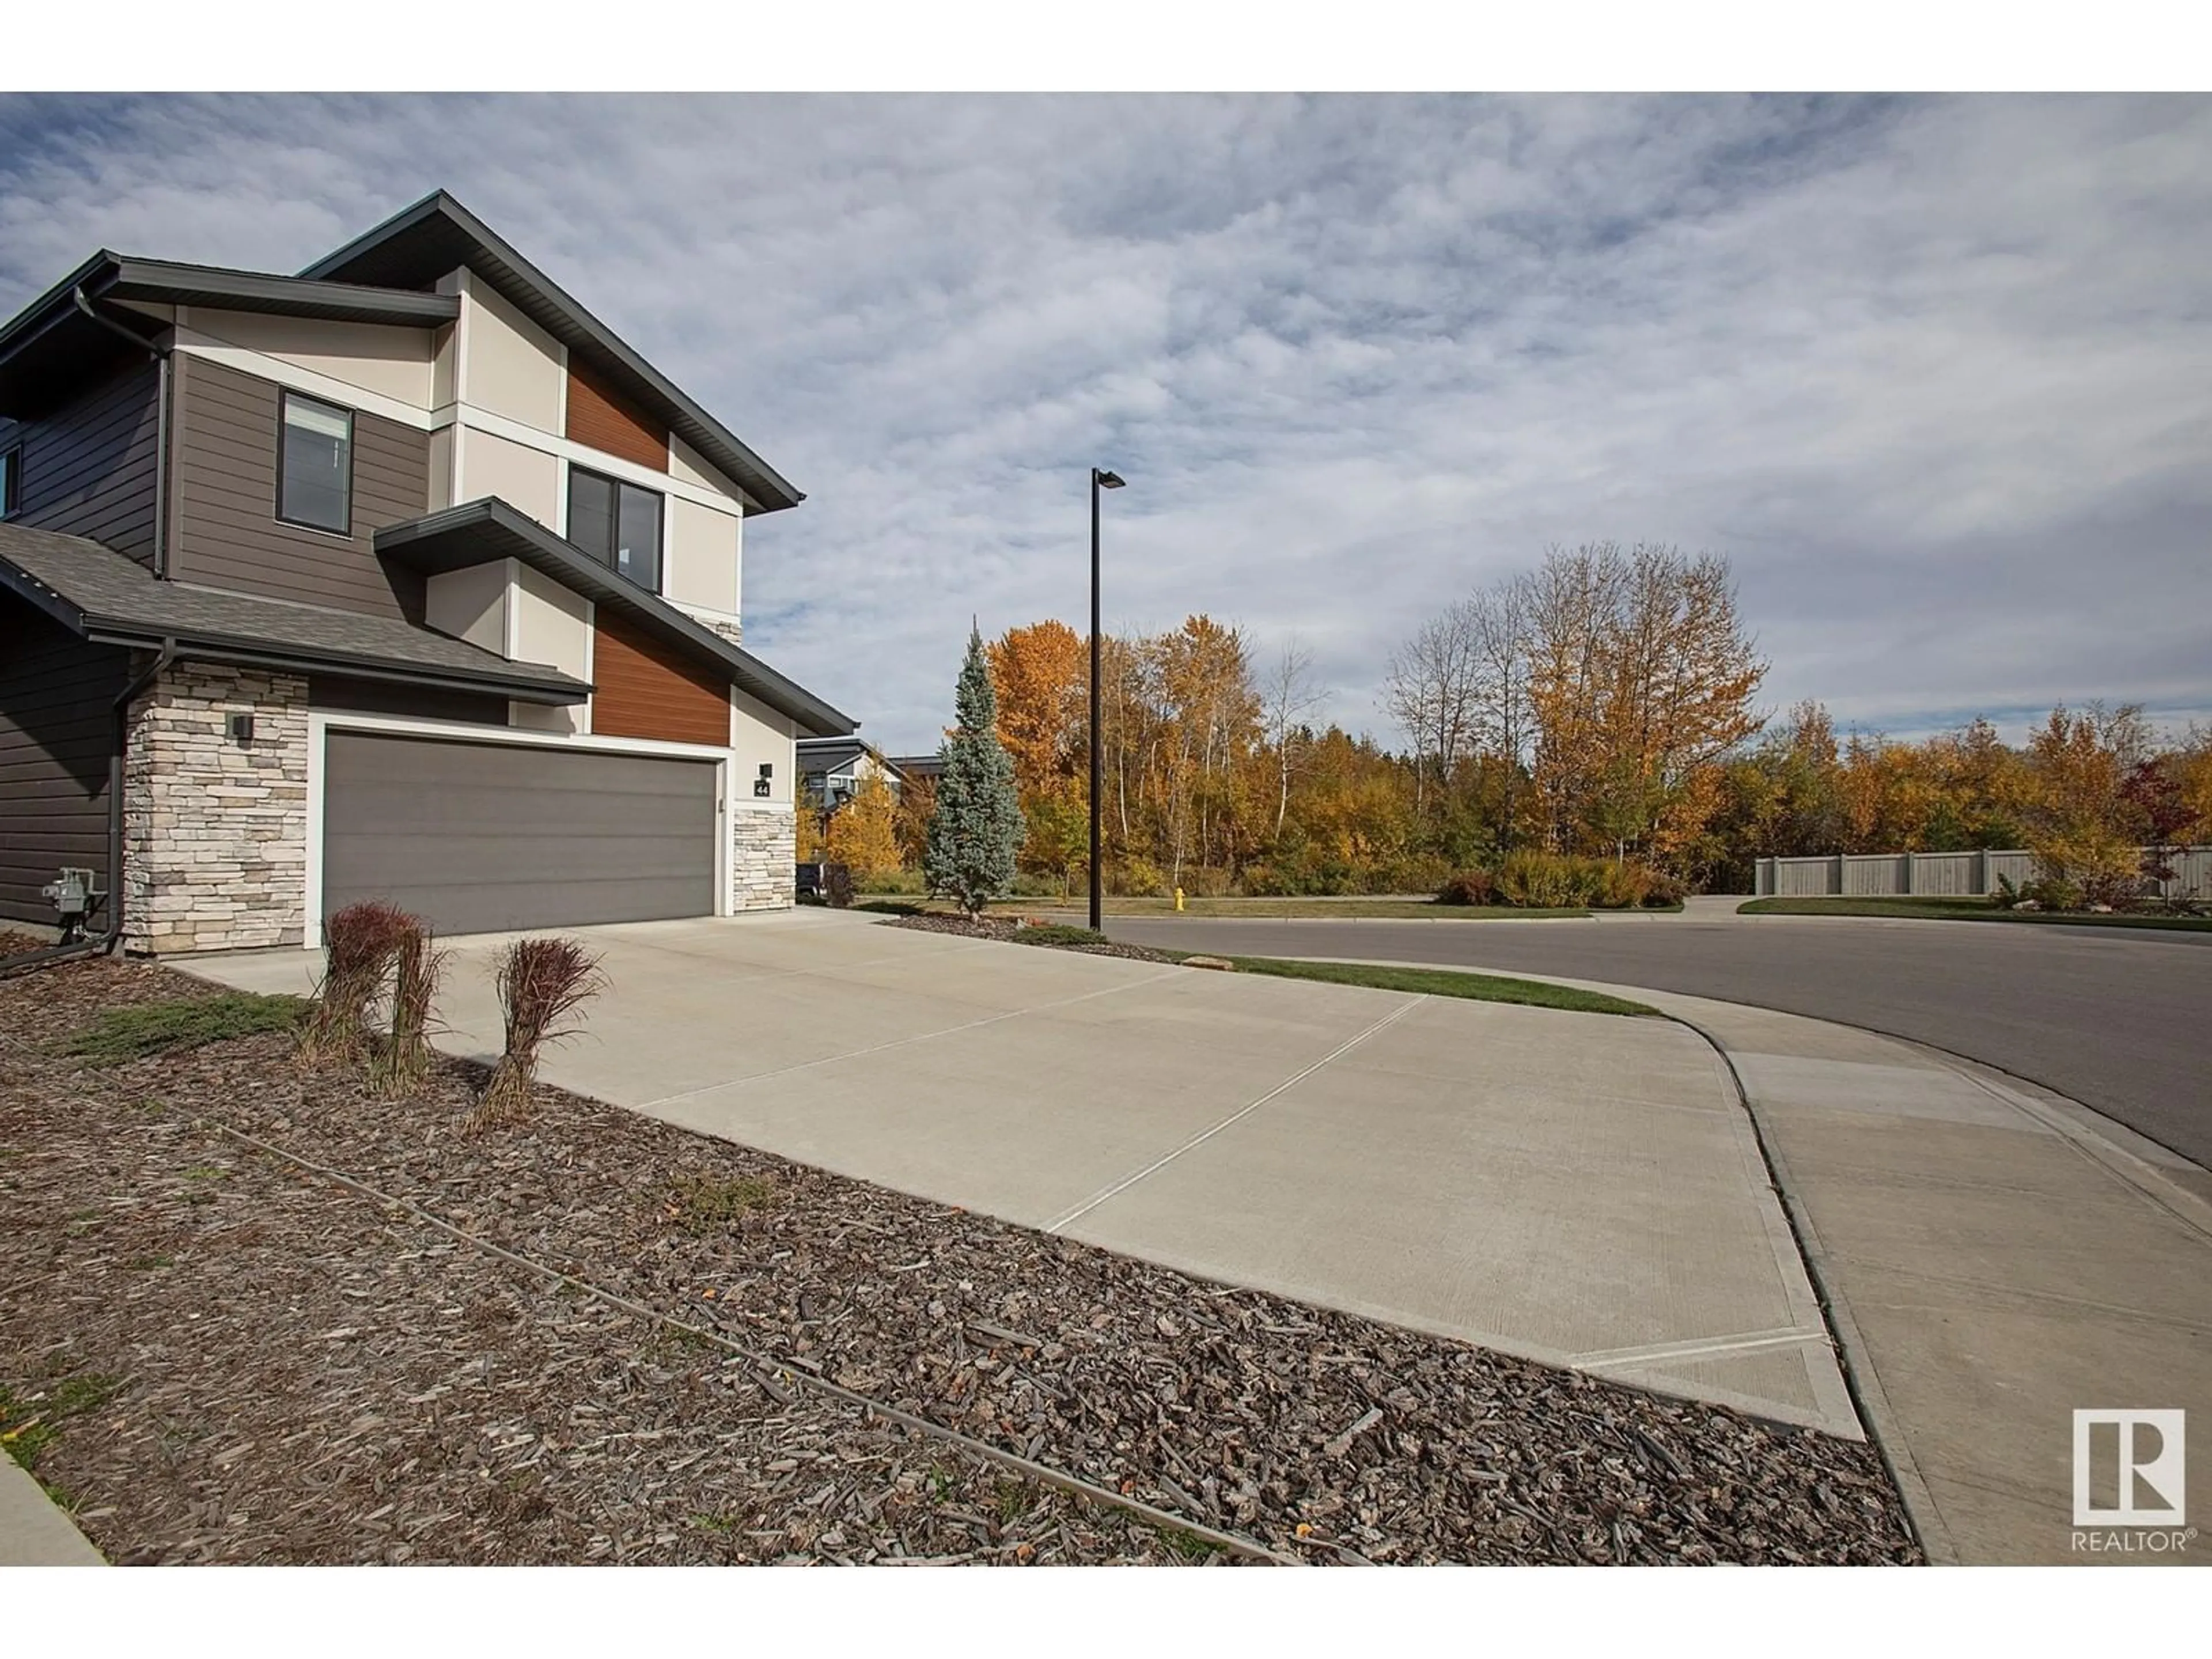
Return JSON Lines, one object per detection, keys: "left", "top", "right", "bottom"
{"left": 199, "top": 1116, "right": 1296, "bottom": 1566}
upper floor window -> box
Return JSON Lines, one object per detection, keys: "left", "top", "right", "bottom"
{"left": 0, "top": 446, "right": 18, "bottom": 519}
{"left": 567, "top": 464, "right": 662, "bottom": 593}
{"left": 277, "top": 392, "right": 353, "bottom": 534}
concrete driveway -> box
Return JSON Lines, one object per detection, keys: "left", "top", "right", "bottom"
{"left": 1097, "top": 911, "right": 2212, "bottom": 1168}
{"left": 191, "top": 910, "right": 1857, "bottom": 1436}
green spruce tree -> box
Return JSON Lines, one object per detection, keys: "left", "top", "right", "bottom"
{"left": 925, "top": 626, "right": 1027, "bottom": 916}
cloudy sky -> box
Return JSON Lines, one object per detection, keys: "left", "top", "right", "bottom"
{"left": 3, "top": 93, "right": 2206, "bottom": 753}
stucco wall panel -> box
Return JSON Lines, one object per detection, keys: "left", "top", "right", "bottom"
{"left": 666, "top": 495, "right": 741, "bottom": 618}
{"left": 184, "top": 307, "right": 435, "bottom": 409}
{"left": 457, "top": 427, "right": 562, "bottom": 528}
{"left": 462, "top": 280, "right": 565, "bottom": 431}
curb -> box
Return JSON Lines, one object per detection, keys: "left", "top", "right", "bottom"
{"left": 1656, "top": 1006, "right": 1960, "bottom": 1567}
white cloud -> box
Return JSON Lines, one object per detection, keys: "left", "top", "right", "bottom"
{"left": 3, "top": 93, "right": 2207, "bottom": 751}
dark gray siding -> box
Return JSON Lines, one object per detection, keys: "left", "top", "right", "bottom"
{"left": 309, "top": 674, "right": 508, "bottom": 725}
{"left": 320, "top": 731, "right": 717, "bottom": 934}
{"left": 0, "top": 362, "right": 162, "bottom": 568}
{"left": 0, "top": 594, "right": 127, "bottom": 926}
{"left": 169, "top": 355, "right": 429, "bottom": 623}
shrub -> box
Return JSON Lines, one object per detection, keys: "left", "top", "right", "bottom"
{"left": 856, "top": 867, "right": 926, "bottom": 896}
{"left": 1377, "top": 855, "right": 1456, "bottom": 896}
{"left": 369, "top": 924, "right": 446, "bottom": 1100}
{"left": 825, "top": 863, "right": 855, "bottom": 908}
{"left": 2031, "top": 831, "right": 2143, "bottom": 911}
{"left": 66, "top": 992, "right": 306, "bottom": 1065}
{"left": 1014, "top": 923, "right": 1108, "bottom": 948}
{"left": 467, "top": 937, "right": 605, "bottom": 1133}
{"left": 1178, "top": 865, "right": 1235, "bottom": 899}
{"left": 301, "top": 900, "right": 417, "bottom": 1065}
{"left": 1113, "top": 857, "right": 1167, "bottom": 897}
{"left": 1437, "top": 869, "right": 1500, "bottom": 907}
{"left": 1496, "top": 850, "right": 1589, "bottom": 908}
{"left": 1638, "top": 867, "right": 1687, "bottom": 908}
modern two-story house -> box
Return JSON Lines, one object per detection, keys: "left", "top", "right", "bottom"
{"left": 0, "top": 190, "right": 854, "bottom": 953}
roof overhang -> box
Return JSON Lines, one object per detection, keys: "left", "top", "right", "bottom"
{"left": 0, "top": 542, "right": 587, "bottom": 707}
{"left": 374, "top": 498, "right": 856, "bottom": 737}
{"left": 0, "top": 252, "right": 458, "bottom": 419}
{"left": 301, "top": 192, "right": 804, "bottom": 517}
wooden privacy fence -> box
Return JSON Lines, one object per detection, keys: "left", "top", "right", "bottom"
{"left": 1753, "top": 847, "right": 2212, "bottom": 899}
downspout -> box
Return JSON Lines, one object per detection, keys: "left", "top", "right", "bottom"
{"left": 0, "top": 639, "right": 176, "bottom": 979}
{"left": 72, "top": 285, "right": 173, "bottom": 576}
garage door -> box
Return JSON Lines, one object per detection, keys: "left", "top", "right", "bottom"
{"left": 321, "top": 730, "right": 719, "bottom": 935}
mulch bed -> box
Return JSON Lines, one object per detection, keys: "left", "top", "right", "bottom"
{"left": 881, "top": 912, "right": 1172, "bottom": 961}
{"left": 0, "top": 949, "right": 1922, "bottom": 1566}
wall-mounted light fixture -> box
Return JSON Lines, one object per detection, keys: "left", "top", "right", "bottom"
{"left": 755, "top": 761, "right": 774, "bottom": 798}
{"left": 227, "top": 713, "right": 255, "bottom": 747}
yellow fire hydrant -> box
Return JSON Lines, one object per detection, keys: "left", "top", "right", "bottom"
{"left": 1174, "top": 886, "right": 1185, "bottom": 912}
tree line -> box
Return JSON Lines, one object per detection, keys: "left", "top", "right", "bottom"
{"left": 810, "top": 540, "right": 2212, "bottom": 897}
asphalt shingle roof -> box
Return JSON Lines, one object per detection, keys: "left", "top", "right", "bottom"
{"left": 0, "top": 521, "right": 588, "bottom": 702}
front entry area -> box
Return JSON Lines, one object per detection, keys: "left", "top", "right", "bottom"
{"left": 319, "top": 729, "right": 719, "bottom": 935}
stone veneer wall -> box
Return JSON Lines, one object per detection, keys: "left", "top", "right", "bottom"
{"left": 123, "top": 664, "right": 309, "bottom": 953}
{"left": 731, "top": 804, "right": 796, "bottom": 912}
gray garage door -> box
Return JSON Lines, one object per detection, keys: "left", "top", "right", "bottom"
{"left": 321, "top": 730, "right": 718, "bottom": 935}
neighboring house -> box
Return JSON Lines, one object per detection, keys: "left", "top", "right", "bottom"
{"left": 886, "top": 753, "right": 944, "bottom": 786}
{"left": 0, "top": 191, "right": 855, "bottom": 953}
{"left": 796, "top": 736, "right": 906, "bottom": 810}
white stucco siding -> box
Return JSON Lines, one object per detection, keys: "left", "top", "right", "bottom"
{"left": 423, "top": 559, "right": 511, "bottom": 656}
{"left": 458, "top": 427, "right": 563, "bottom": 528}
{"left": 427, "top": 427, "right": 454, "bottom": 512}
{"left": 731, "top": 687, "right": 798, "bottom": 806}
{"left": 460, "top": 276, "right": 565, "bottom": 432}
{"left": 181, "top": 307, "right": 435, "bottom": 408}
{"left": 665, "top": 495, "right": 742, "bottom": 618}
{"left": 669, "top": 433, "right": 748, "bottom": 506}
{"left": 508, "top": 565, "right": 594, "bottom": 736}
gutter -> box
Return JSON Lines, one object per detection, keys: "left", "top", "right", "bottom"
{"left": 0, "top": 638, "right": 176, "bottom": 979}
{"left": 72, "top": 285, "right": 173, "bottom": 577}
{"left": 78, "top": 628, "right": 589, "bottom": 706}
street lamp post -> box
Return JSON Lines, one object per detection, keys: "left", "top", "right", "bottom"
{"left": 1089, "top": 467, "right": 1124, "bottom": 934}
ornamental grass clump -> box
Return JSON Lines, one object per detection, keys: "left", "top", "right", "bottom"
{"left": 300, "top": 900, "right": 417, "bottom": 1066}
{"left": 467, "top": 935, "right": 605, "bottom": 1132}
{"left": 368, "top": 922, "right": 447, "bottom": 1100}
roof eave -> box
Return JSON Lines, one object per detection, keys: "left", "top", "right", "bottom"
{"left": 374, "top": 498, "right": 857, "bottom": 737}
{"left": 75, "top": 616, "right": 589, "bottom": 705}
{"left": 299, "top": 191, "right": 806, "bottom": 517}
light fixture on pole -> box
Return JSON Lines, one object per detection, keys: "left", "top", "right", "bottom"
{"left": 1089, "top": 467, "right": 1125, "bottom": 934}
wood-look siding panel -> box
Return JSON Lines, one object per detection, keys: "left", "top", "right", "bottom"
{"left": 169, "top": 356, "right": 431, "bottom": 623}
{"left": 566, "top": 363, "right": 668, "bottom": 472}
{"left": 0, "top": 596, "right": 126, "bottom": 924}
{"left": 590, "top": 612, "right": 731, "bottom": 747}
{"left": 0, "top": 362, "right": 162, "bottom": 567}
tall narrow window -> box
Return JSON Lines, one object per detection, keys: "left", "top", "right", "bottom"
{"left": 565, "top": 464, "right": 662, "bottom": 592}
{"left": 277, "top": 392, "right": 353, "bottom": 533}
{"left": 0, "top": 446, "right": 18, "bottom": 519}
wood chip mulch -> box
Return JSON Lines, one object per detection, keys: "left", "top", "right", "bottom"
{"left": 881, "top": 912, "right": 1171, "bottom": 960}
{"left": 0, "top": 949, "right": 1922, "bottom": 1566}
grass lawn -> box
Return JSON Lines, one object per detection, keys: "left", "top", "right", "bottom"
{"left": 1182, "top": 955, "right": 1658, "bottom": 1017}
{"left": 859, "top": 894, "right": 1596, "bottom": 921}
{"left": 1736, "top": 896, "right": 2212, "bottom": 932}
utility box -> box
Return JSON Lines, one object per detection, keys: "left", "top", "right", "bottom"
{"left": 40, "top": 866, "right": 105, "bottom": 942}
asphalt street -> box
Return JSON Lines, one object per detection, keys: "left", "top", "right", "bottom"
{"left": 1100, "top": 913, "right": 2212, "bottom": 1169}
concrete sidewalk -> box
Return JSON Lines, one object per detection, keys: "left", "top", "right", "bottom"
{"left": 190, "top": 911, "right": 1855, "bottom": 1435}
{"left": 1293, "top": 955, "right": 2212, "bottom": 1566}
{"left": 0, "top": 1455, "right": 104, "bottom": 1565}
